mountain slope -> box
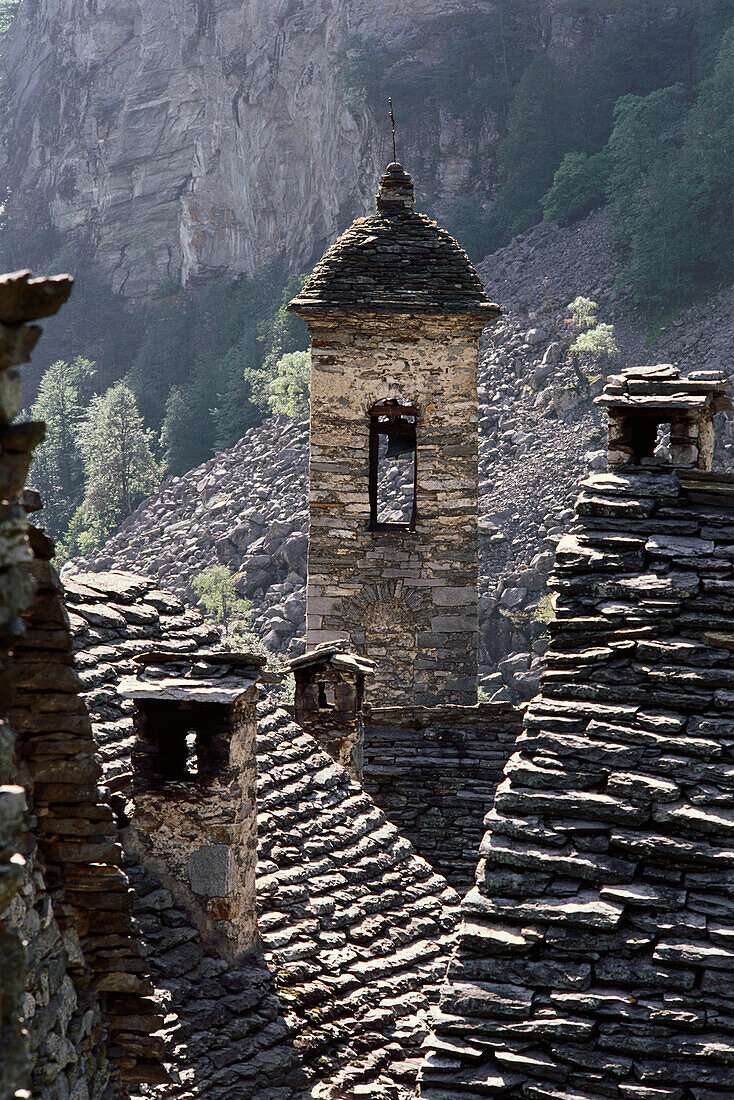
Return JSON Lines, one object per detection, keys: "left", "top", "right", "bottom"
{"left": 66, "top": 210, "right": 734, "bottom": 697}
{"left": 0, "top": 0, "right": 503, "bottom": 300}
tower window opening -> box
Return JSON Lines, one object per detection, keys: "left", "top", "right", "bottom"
{"left": 369, "top": 402, "right": 417, "bottom": 531}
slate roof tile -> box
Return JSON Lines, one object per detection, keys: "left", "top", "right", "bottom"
{"left": 65, "top": 569, "right": 460, "bottom": 1098}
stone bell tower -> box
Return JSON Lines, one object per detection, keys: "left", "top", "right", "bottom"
{"left": 288, "top": 163, "right": 500, "bottom": 706}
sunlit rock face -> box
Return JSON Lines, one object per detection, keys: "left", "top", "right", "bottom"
{"left": 0, "top": 0, "right": 500, "bottom": 300}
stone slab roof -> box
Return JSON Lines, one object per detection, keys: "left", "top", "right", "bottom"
{"left": 119, "top": 651, "right": 263, "bottom": 703}
{"left": 288, "top": 164, "right": 500, "bottom": 320}
{"left": 421, "top": 465, "right": 734, "bottom": 1099}
{"left": 595, "top": 363, "right": 731, "bottom": 413}
{"left": 289, "top": 641, "right": 376, "bottom": 676}
{"left": 64, "top": 569, "right": 460, "bottom": 1098}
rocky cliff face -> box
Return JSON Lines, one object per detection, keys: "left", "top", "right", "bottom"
{"left": 0, "top": 0, "right": 505, "bottom": 300}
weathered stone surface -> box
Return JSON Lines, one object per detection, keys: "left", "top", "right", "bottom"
{"left": 0, "top": 271, "right": 167, "bottom": 1098}
{"left": 363, "top": 702, "right": 522, "bottom": 891}
{"left": 421, "top": 370, "right": 734, "bottom": 1100}
{"left": 66, "top": 569, "right": 461, "bottom": 1098}
{"left": 291, "top": 166, "right": 496, "bottom": 706}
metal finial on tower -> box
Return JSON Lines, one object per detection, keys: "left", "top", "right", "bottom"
{"left": 389, "top": 98, "right": 396, "bottom": 164}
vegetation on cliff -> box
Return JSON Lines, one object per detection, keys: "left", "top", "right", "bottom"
{"left": 544, "top": 25, "right": 734, "bottom": 308}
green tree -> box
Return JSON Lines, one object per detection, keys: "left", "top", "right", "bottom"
{"left": 266, "top": 351, "right": 310, "bottom": 419}
{"left": 542, "top": 150, "right": 611, "bottom": 224}
{"left": 677, "top": 25, "right": 734, "bottom": 280}
{"left": 566, "top": 297, "right": 620, "bottom": 376}
{"left": 29, "top": 356, "right": 96, "bottom": 539}
{"left": 258, "top": 274, "right": 309, "bottom": 379}
{"left": 0, "top": 0, "right": 20, "bottom": 39}
{"left": 602, "top": 24, "right": 734, "bottom": 309}
{"left": 159, "top": 385, "right": 191, "bottom": 476}
{"left": 191, "top": 565, "right": 251, "bottom": 636}
{"left": 570, "top": 323, "right": 621, "bottom": 365}
{"left": 59, "top": 501, "right": 114, "bottom": 561}
{"left": 487, "top": 57, "right": 578, "bottom": 243}
{"left": 605, "top": 84, "right": 689, "bottom": 306}
{"left": 79, "top": 381, "right": 161, "bottom": 530}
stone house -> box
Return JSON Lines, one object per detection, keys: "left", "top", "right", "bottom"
{"left": 7, "top": 218, "right": 734, "bottom": 1100}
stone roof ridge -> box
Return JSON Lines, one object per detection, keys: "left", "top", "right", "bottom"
{"left": 118, "top": 651, "right": 262, "bottom": 703}
{"left": 287, "top": 163, "right": 501, "bottom": 319}
{"left": 595, "top": 362, "right": 731, "bottom": 412}
{"left": 132, "top": 647, "right": 267, "bottom": 671}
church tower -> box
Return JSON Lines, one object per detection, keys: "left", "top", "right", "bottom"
{"left": 288, "top": 163, "right": 499, "bottom": 706}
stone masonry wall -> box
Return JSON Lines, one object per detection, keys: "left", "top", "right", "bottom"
{"left": 307, "top": 313, "right": 482, "bottom": 706}
{"left": 130, "top": 685, "right": 259, "bottom": 956}
{"left": 0, "top": 271, "right": 118, "bottom": 1100}
{"left": 363, "top": 702, "right": 522, "bottom": 892}
{"left": 421, "top": 462, "right": 734, "bottom": 1099}
{"left": 0, "top": 271, "right": 164, "bottom": 1099}
{"left": 10, "top": 547, "right": 166, "bottom": 1091}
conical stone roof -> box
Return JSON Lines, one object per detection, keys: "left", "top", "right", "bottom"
{"left": 288, "top": 163, "right": 500, "bottom": 320}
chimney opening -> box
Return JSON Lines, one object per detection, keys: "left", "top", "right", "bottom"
{"left": 318, "top": 681, "right": 336, "bottom": 710}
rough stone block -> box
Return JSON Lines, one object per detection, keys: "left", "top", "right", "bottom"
{"left": 188, "top": 844, "right": 236, "bottom": 898}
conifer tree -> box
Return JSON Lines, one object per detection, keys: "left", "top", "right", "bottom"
{"left": 79, "top": 380, "right": 161, "bottom": 527}
{"left": 30, "top": 356, "right": 96, "bottom": 539}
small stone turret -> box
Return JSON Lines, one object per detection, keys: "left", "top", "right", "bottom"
{"left": 376, "top": 161, "right": 415, "bottom": 210}
{"left": 289, "top": 642, "right": 375, "bottom": 777}
{"left": 596, "top": 363, "right": 731, "bottom": 469}
{"left": 288, "top": 164, "right": 500, "bottom": 706}
{"left": 120, "top": 650, "right": 263, "bottom": 955}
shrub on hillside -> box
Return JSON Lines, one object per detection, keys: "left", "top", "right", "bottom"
{"left": 266, "top": 351, "right": 310, "bottom": 420}
{"left": 542, "top": 150, "right": 611, "bottom": 224}
{"left": 192, "top": 565, "right": 251, "bottom": 636}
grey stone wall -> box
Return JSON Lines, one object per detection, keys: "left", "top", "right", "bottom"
{"left": 306, "top": 313, "right": 483, "bottom": 706}
{"left": 130, "top": 684, "right": 259, "bottom": 955}
{"left": 363, "top": 702, "right": 522, "bottom": 892}
{"left": 0, "top": 272, "right": 164, "bottom": 1098}
{"left": 421, "top": 458, "right": 734, "bottom": 1098}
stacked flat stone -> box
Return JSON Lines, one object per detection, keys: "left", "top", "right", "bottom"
{"left": 0, "top": 272, "right": 165, "bottom": 1098}
{"left": 66, "top": 570, "right": 221, "bottom": 796}
{"left": 288, "top": 164, "right": 498, "bottom": 319}
{"left": 66, "top": 571, "right": 461, "bottom": 1098}
{"left": 290, "top": 165, "right": 500, "bottom": 707}
{"left": 11, "top": 542, "right": 168, "bottom": 1091}
{"left": 596, "top": 363, "right": 730, "bottom": 469}
{"left": 290, "top": 641, "right": 375, "bottom": 775}
{"left": 0, "top": 271, "right": 72, "bottom": 1096}
{"left": 362, "top": 703, "right": 522, "bottom": 892}
{"left": 421, "top": 371, "right": 734, "bottom": 1099}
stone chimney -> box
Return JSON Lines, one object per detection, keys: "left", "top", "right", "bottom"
{"left": 289, "top": 642, "right": 375, "bottom": 779}
{"left": 596, "top": 364, "right": 731, "bottom": 470}
{"left": 119, "top": 650, "right": 263, "bottom": 955}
